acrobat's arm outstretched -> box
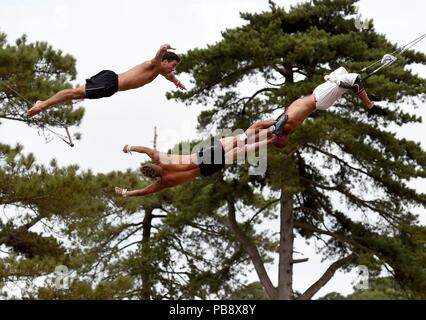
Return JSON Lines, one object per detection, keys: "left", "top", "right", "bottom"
{"left": 163, "top": 72, "right": 187, "bottom": 90}
{"left": 115, "top": 181, "right": 166, "bottom": 198}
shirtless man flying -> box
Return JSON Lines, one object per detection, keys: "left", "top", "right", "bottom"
{"left": 270, "top": 66, "right": 380, "bottom": 148}
{"left": 26, "top": 44, "right": 186, "bottom": 117}
{"left": 115, "top": 119, "right": 277, "bottom": 197}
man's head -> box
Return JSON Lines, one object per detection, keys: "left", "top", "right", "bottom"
{"left": 161, "top": 51, "right": 181, "bottom": 73}
{"left": 270, "top": 133, "right": 288, "bottom": 149}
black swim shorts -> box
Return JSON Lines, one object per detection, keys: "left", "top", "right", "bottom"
{"left": 197, "top": 139, "right": 225, "bottom": 176}
{"left": 85, "top": 70, "right": 119, "bottom": 99}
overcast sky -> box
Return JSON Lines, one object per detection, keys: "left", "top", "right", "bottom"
{"left": 1, "top": 0, "right": 425, "bottom": 298}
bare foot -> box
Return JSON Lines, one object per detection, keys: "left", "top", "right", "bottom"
{"left": 115, "top": 187, "right": 128, "bottom": 197}
{"left": 26, "top": 100, "right": 44, "bottom": 118}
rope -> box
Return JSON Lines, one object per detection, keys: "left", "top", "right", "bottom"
{"left": 362, "top": 33, "right": 426, "bottom": 80}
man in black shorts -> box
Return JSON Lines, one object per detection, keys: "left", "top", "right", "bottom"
{"left": 114, "top": 120, "right": 279, "bottom": 197}
{"left": 26, "top": 44, "right": 186, "bottom": 117}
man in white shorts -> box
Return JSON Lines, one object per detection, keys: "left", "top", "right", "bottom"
{"left": 113, "top": 67, "right": 382, "bottom": 197}
{"left": 270, "top": 66, "right": 383, "bottom": 148}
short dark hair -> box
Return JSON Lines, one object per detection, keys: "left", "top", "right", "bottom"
{"left": 162, "top": 51, "right": 181, "bottom": 63}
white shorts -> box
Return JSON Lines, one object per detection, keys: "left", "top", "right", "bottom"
{"left": 313, "top": 67, "right": 358, "bottom": 110}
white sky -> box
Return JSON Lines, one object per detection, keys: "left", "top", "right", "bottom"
{"left": 1, "top": 0, "right": 425, "bottom": 299}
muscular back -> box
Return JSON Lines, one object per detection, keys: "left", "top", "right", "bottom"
{"left": 117, "top": 60, "right": 161, "bottom": 91}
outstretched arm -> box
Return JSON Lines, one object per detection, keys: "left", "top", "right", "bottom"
{"left": 153, "top": 43, "right": 175, "bottom": 63}
{"left": 163, "top": 72, "right": 187, "bottom": 90}
{"left": 115, "top": 181, "right": 166, "bottom": 198}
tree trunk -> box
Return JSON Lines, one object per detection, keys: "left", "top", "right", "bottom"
{"left": 277, "top": 190, "right": 294, "bottom": 300}
{"left": 140, "top": 208, "right": 153, "bottom": 300}
{"left": 227, "top": 199, "right": 277, "bottom": 299}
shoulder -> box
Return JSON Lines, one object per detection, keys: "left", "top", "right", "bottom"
{"left": 147, "top": 59, "right": 160, "bottom": 69}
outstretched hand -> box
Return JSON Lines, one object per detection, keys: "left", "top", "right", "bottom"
{"left": 161, "top": 44, "right": 175, "bottom": 51}
{"left": 123, "top": 144, "right": 131, "bottom": 153}
{"left": 175, "top": 80, "right": 187, "bottom": 91}
{"left": 270, "top": 133, "right": 288, "bottom": 149}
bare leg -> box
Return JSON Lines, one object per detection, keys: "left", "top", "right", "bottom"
{"left": 244, "top": 139, "right": 270, "bottom": 156}
{"left": 225, "top": 136, "right": 271, "bottom": 163}
{"left": 219, "top": 120, "right": 276, "bottom": 154}
{"left": 220, "top": 136, "right": 238, "bottom": 154}
{"left": 26, "top": 85, "right": 86, "bottom": 118}
{"left": 128, "top": 145, "right": 196, "bottom": 165}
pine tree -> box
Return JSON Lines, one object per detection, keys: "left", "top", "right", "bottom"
{"left": 167, "top": 0, "right": 426, "bottom": 299}
{"left": 0, "top": 29, "right": 247, "bottom": 298}
{"left": 319, "top": 277, "right": 412, "bottom": 300}
{"left": 1, "top": 1, "right": 426, "bottom": 300}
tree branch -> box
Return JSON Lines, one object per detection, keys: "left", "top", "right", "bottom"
{"left": 191, "top": 65, "right": 256, "bottom": 96}
{"left": 265, "top": 77, "right": 285, "bottom": 87}
{"left": 302, "top": 176, "right": 400, "bottom": 226}
{"left": 292, "top": 258, "right": 309, "bottom": 264}
{"left": 293, "top": 220, "right": 371, "bottom": 252}
{"left": 298, "top": 254, "right": 355, "bottom": 300}
{"left": 241, "top": 87, "right": 279, "bottom": 114}
{"left": 244, "top": 198, "right": 280, "bottom": 230}
{"left": 306, "top": 143, "right": 373, "bottom": 180}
